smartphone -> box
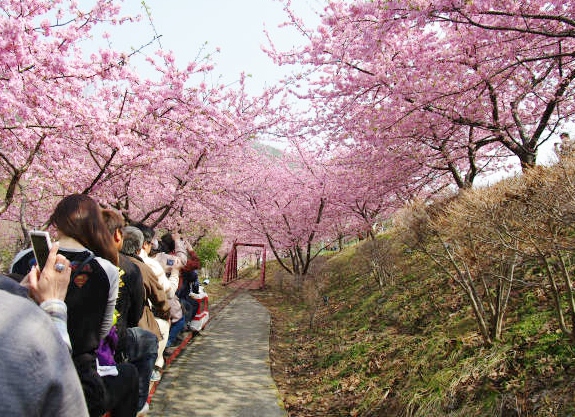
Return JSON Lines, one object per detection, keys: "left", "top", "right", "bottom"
{"left": 29, "top": 230, "right": 52, "bottom": 270}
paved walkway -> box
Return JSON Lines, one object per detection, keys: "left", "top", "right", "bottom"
{"left": 148, "top": 291, "right": 287, "bottom": 417}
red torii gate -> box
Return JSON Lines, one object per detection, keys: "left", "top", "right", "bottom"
{"left": 222, "top": 241, "right": 266, "bottom": 289}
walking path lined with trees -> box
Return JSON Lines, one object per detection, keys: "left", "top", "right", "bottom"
{"left": 148, "top": 290, "right": 286, "bottom": 417}
{"left": 2, "top": 1, "right": 575, "bottom": 415}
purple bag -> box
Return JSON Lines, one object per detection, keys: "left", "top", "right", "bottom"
{"left": 96, "top": 325, "right": 119, "bottom": 376}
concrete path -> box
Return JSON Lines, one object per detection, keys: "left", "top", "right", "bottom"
{"left": 148, "top": 291, "right": 287, "bottom": 417}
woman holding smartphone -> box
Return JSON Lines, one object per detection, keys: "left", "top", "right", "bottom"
{"left": 1, "top": 244, "right": 90, "bottom": 416}
{"left": 10, "top": 194, "right": 138, "bottom": 417}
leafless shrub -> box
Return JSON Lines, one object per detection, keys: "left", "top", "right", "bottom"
{"left": 358, "top": 237, "right": 401, "bottom": 294}
{"left": 394, "top": 157, "right": 575, "bottom": 345}
{"left": 301, "top": 257, "right": 331, "bottom": 330}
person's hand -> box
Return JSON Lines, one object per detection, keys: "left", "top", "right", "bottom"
{"left": 26, "top": 243, "right": 71, "bottom": 303}
{"left": 172, "top": 257, "right": 184, "bottom": 270}
{"left": 184, "top": 240, "right": 193, "bottom": 251}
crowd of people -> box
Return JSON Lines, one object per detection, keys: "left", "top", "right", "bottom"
{"left": 1, "top": 194, "right": 204, "bottom": 417}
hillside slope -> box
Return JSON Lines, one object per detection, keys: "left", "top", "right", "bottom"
{"left": 253, "top": 236, "right": 575, "bottom": 416}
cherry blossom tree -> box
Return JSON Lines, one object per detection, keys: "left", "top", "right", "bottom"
{"left": 10, "top": 0, "right": 573, "bottom": 273}
{"left": 324, "top": 143, "right": 429, "bottom": 240}
{"left": 214, "top": 139, "right": 346, "bottom": 285}
{"left": 0, "top": 0, "right": 267, "bottom": 245}
{"left": 0, "top": 0, "right": 142, "bottom": 232}
{"left": 270, "top": 0, "right": 575, "bottom": 192}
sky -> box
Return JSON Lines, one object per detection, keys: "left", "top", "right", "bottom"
{"left": 89, "top": 0, "right": 323, "bottom": 94}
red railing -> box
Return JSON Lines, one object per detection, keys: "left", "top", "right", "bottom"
{"left": 222, "top": 242, "right": 266, "bottom": 288}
